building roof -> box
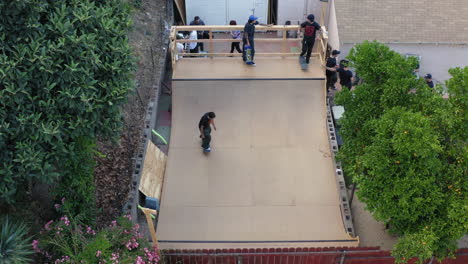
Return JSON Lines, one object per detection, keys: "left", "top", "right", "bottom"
{"left": 334, "top": 0, "right": 468, "bottom": 44}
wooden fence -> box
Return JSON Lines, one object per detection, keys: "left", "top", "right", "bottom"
{"left": 169, "top": 25, "right": 328, "bottom": 68}
{"left": 161, "top": 247, "right": 468, "bottom": 264}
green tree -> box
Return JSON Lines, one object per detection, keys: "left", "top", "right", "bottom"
{"left": 335, "top": 41, "right": 467, "bottom": 263}
{"left": 0, "top": 0, "right": 135, "bottom": 204}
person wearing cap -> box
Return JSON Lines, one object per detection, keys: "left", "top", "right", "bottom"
{"left": 325, "top": 50, "right": 340, "bottom": 91}
{"left": 190, "top": 16, "right": 208, "bottom": 52}
{"left": 425, "top": 74, "right": 434, "bottom": 88}
{"left": 243, "top": 15, "right": 271, "bottom": 66}
{"left": 299, "top": 14, "right": 322, "bottom": 64}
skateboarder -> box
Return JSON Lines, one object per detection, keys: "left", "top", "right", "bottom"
{"left": 198, "top": 112, "right": 217, "bottom": 152}
{"left": 299, "top": 14, "right": 321, "bottom": 65}
{"left": 243, "top": 15, "right": 271, "bottom": 66}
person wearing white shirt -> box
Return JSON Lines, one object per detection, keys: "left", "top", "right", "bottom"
{"left": 189, "top": 30, "right": 198, "bottom": 53}
{"left": 175, "top": 34, "right": 185, "bottom": 60}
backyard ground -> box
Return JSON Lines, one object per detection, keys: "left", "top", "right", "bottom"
{"left": 94, "top": 0, "right": 168, "bottom": 227}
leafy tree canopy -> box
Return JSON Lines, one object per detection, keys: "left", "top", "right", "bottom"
{"left": 335, "top": 41, "right": 467, "bottom": 263}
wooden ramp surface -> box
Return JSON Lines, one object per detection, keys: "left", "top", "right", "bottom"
{"left": 157, "top": 74, "right": 358, "bottom": 248}
{"left": 173, "top": 57, "right": 325, "bottom": 80}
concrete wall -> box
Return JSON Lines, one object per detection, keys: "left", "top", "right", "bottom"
{"left": 277, "top": 0, "right": 323, "bottom": 25}
{"left": 339, "top": 43, "right": 468, "bottom": 82}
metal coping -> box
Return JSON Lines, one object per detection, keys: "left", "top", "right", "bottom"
{"left": 172, "top": 78, "right": 326, "bottom": 81}
{"left": 159, "top": 239, "right": 359, "bottom": 244}
{"left": 325, "top": 97, "right": 356, "bottom": 238}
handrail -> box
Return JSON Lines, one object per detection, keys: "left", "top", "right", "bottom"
{"left": 170, "top": 25, "right": 328, "bottom": 69}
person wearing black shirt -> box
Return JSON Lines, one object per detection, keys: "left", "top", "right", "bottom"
{"left": 337, "top": 60, "right": 353, "bottom": 90}
{"left": 425, "top": 73, "right": 434, "bottom": 88}
{"left": 325, "top": 50, "right": 340, "bottom": 91}
{"left": 243, "top": 15, "right": 271, "bottom": 66}
{"left": 198, "top": 112, "right": 217, "bottom": 152}
{"left": 299, "top": 14, "right": 321, "bottom": 64}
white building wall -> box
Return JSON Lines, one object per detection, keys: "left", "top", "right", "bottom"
{"left": 185, "top": 0, "right": 269, "bottom": 26}
{"left": 339, "top": 44, "right": 468, "bottom": 83}
{"left": 277, "top": 0, "right": 323, "bottom": 26}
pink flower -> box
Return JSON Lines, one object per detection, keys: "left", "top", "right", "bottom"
{"left": 54, "top": 204, "right": 61, "bottom": 210}
{"left": 144, "top": 247, "right": 160, "bottom": 263}
{"left": 124, "top": 214, "right": 132, "bottom": 221}
{"left": 60, "top": 216, "right": 70, "bottom": 226}
{"left": 54, "top": 255, "right": 70, "bottom": 263}
{"left": 61, "top": 197, "right": 66, "bottom": 204}
{"left": 111, "top": 252, "right": 120, "bottom": 263}
{"left": 111, "top": 220, "right": 117, "bottom": 227}
{"left": 125, "top": 237, "right": 139, "bottom": 250}
{"left": 32, "top": 240, "right": 40, "bottom": 253}
{"left": 135, "top": 256, "right": 145, "bottom": 264}
{"left": 44, "top": 220, "right": 54, "bottom": 231}
{"left": 96, "top": 250, "right": 102, "bottom": 257}
{"left": 86, "top": 226, "right": 96, "bottom": 235}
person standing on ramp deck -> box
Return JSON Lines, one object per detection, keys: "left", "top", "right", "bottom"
{"left": 199, "top": 112, "right": 216, "bottom": 152}
{"left": 299, "top": 14, "right": 322, "bottom": 65}
{"left": 243, "top": 15, "right": 272, "bottom": 66}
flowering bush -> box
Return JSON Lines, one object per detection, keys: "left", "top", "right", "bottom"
{"left": 34, "top": 215, "right": 159, "bottom": 264}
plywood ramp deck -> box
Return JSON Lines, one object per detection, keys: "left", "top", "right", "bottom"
{"left": 156, "top": 70, "right": 358, "bottom": 248}
{"left": 173, "top": 57, "right": 325, "bottom": 80}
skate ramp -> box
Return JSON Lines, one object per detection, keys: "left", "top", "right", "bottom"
{"left": 156, "top": 66, "right": 358, "bottom": 248}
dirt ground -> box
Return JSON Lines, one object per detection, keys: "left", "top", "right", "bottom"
{"left": 350, "top": 194, "right": 397, "bottom": 250}
{"left": 94, "top": 0, "right": 168, "bottom": 227}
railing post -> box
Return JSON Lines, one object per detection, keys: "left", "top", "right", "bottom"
{"left": 282, "top": 27, "right": 287, "bottom": 58}
{"left": 209, "top": 30, "right": 213, "bottom": 58}
{"left": 170, "top": 26, "right": 177, "bottom": 67}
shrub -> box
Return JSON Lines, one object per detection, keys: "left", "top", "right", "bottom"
{"left": 34, "top": 215, "right": 160, "bottom": 263}
{"left": 0, "top": 0, "right": 135, "bottom": 204}
{"left": 51, "top": 137, "right": 98, "bottom": 224}
{"left": 0, "top": 216, "right": 33, "bottom": 264}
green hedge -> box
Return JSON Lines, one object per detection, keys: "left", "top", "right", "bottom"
{"left": 0, "top": 0, "right": 135, "bottom": 204}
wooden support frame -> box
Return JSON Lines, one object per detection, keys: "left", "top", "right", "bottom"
{"left": 139, "top": 206, "right": 160, "bottom": 254}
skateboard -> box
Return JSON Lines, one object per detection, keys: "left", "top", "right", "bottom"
{"left": 202, "top": 147, "right": 211, "bottom": 154}
{"left": 245, "top": 45, "right": 253, "bottom": 64}
{"left": 299, "top": 56, "right": 308, "bottom": 71}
